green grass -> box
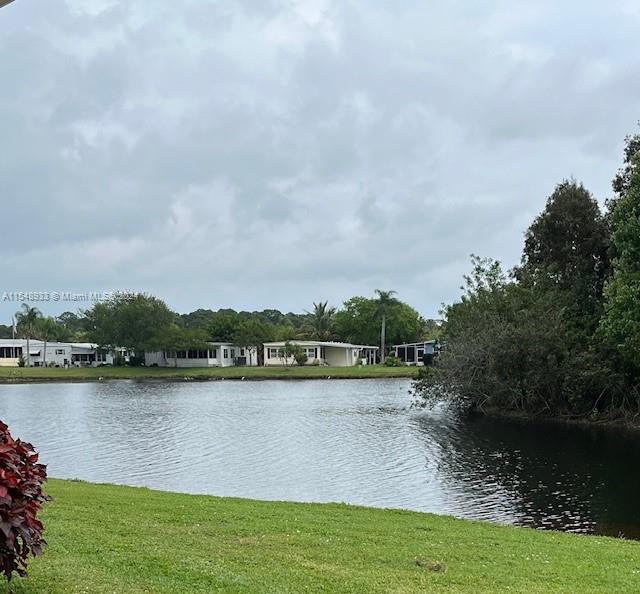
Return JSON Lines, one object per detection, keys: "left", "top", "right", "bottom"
{"left": 11, "top": 479, "right": 640, "bottom": 593}
{"left": 0, "top": 365, "right": 417, "bottom": 383}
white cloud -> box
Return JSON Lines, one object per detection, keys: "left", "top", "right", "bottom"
{"left": 0, "top": 0, "right": 638, "bottom": 320}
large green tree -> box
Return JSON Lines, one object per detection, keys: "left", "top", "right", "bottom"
{"left": 207, "top": 311, "right": 242, "bottom": 342}
{"left": 518, "top": 180, "right": 610, "bottom": 329}
{"left": 85, "top": 294, "right": 175, "bottom": 353}
{"left": 334, "top": 294, "right": 425, "bottom": 350}
{"left": 602, "top": 154, "right": 640, "bottom": 372}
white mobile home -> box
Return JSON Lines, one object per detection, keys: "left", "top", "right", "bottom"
{"left": 145, "top": 343, "right": 258, "bottom": 368}
{"left": 0, "top": 339, "right": 119, "bottom": 367}
{"left": 263, "top": 341, "right": 378, "bottom": 367}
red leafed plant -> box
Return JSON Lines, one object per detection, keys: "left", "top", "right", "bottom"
{"left": 0, "top": 421, "right": 49, "bottom": 581}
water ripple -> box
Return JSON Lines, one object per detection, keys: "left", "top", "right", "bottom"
{"left": 0, "top": 379, "right": 638, "bottom": 537}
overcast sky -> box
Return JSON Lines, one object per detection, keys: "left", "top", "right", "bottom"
{"left": 1, "top": 0, "right": 638, "bottom": 321}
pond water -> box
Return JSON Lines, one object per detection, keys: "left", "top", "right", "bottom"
{"left": 0, "top": 378, "right": 638, "bottom": 538}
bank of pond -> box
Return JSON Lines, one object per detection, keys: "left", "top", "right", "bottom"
{"left": 0, "top": 364, "right": 419, "bottom": 383}
{"left": 12, "top": 479, "right": 640, "bottom": 594}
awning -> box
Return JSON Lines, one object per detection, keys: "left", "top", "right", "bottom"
{"left": 29, "top": 350, "right": 41, "bottom": 356}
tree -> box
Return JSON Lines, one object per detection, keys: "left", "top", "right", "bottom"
{"left": 207, "top": 311, "right": 241, "bottom": 342}
{"left": 602, "top": 154, "right": 640, "bottom": 372}
{"left": 374, "top": 290, "right": 399, "bottom": 363}
{"left": 85, "top": 294, "right": 175, "bottom": 353}
{"left": 518, "top": 180, "right": 610, "bottom": 330}
{"left": 15, "top": 304, "right": 42, "bottom": 367}
{"left": 612, "top": 127, "right": 640, "bottom": 200}
{"left": 233, "top": 319, "right": 273, "bottom": 366}
{"left": 36, "top": 317, "right": 58, "bottom": 367}
{"left": 415, "top": 256, "right": 624, "bottom": 417}
{"left": 282, "top": 341, "right": 306, "bottom": 367}
{"left": 334, "top": 295, "right": 424, "bottom": 348}
{"left": 56, "top": 312, "right": 86, "bottom": 339}
{"left": 303, "top": 301, "right": 336, "bottom": 340}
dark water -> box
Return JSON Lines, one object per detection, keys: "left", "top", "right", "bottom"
{"left": 0, "top": 379, "right": 638, "bottom": 538}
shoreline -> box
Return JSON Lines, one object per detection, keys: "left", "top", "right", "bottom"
{"left": 20, "top": 478, "right": 640, "bottom": 593}
{"left": 470, "top": 405, "right": 640, "bottom": 433}
{"left": 0, "top": 365, "right": 419, "bottom": 385}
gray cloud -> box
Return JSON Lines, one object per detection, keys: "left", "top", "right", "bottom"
{"left": 0, "top": 0, "right": 638, "bottom": 320}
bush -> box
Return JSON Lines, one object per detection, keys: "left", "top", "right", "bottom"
{"left": 0, "top": 421, "right": 49, "bottom": 580}
{"left": 293, "top": 351, "right": 308, "bottom": 366}
{"left": 384, "top": 355, "right": 403, "bottom": 367}
{"left": 17, "top": 356, "right": 25, "bottom": 368}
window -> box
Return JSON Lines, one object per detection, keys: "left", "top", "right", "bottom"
{"left": 240, "top": 348, "right": 245, "bottom": 356}
{"left": 209, "top": 348, "right": 217, "bottom": 359}
{"left": 223, "top": 349, "right": 229, "bottom": 358}
{"left": 304, "top": 347, "right": 316, "bottom": 358}
{"left": 0, "top": 347, "right": 21, "bottom": 358}
{"left": 55, "top": 349, "right": 65, "bottom": 355}
{"left": 268, "top": 348, "right": 284, "bottom": 358}
{"left": 230, "top": 348, "right": 235, "bottom": 358}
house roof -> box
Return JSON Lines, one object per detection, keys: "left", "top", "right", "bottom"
{"left": 263, "top": 340, "right": 378, "bottom": 350}
{"left": 393, "top": 341, "right": 437, "bottom": 348}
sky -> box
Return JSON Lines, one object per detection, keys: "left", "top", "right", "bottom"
{"left": 1, "top": 0, "right": 639, "bottom": 322}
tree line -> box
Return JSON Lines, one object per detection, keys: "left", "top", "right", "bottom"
{"left": 4, "top": 291, "right": 438, "bottom": 366}
{"left": 415, "top": 127, "right": 640, "bottom": 422}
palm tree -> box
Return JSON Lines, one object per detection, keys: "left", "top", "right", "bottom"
{"left": 374, "top": 290, "right": 398, "bottom": 364}
{"left": 304, "top": 301, "right": 336, "bottom": 341}
{"left": 0, "top": 1, "right": 17, "bottom": 8}
{"left": 37, "top": 317, "right": 59, "bottom": 368}
{"left": 15, "top": 304, "right": 42, "bottom": 367}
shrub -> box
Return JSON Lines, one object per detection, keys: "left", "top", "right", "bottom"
{"left": 0, "top": 421, "right": 49, "bottom": 580}
{"left": 17, "top": 356, "right": 25, "bottom": 368}
{"left": 384, "top": 355, "right": 403, "bottom": 367}
{"left": 293, "top": 351, "right": 308, "bottom": 366}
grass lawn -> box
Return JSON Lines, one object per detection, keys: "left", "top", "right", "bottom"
{"left": 0, "top": 365, "right": 418, "bottom": 383}
{"left": 11, "top": 479, "right": 640, "bottom": 593}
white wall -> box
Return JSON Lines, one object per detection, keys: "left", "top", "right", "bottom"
{"left": 263, "top": 345, "right": 359, "bottom": 367}
{"left": 145, "top": 345, "right": 258, "bottom": 368}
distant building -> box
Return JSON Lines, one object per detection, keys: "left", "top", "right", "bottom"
{"left": 0, "top": 339, "right": 126, "bottom": 368}
{"left": 144, "top": 343, "right": 259, "bottom": 368}
{"left": 393, "top": 341, "right": 438, "bottom": 366}
{"left": 263, "top": 341, "right": 378, "bottom": 367}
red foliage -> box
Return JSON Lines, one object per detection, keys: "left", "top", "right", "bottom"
{"left": 0, "top": 421, "right": 49, "bottom": 581}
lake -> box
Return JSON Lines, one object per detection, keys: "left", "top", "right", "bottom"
{"left": 0, "top": 378, "right": 638, "bottom": 537}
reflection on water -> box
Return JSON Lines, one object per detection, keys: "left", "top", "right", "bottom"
{"left": 0, "top": 379, "right": 638, "bottom": 537}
